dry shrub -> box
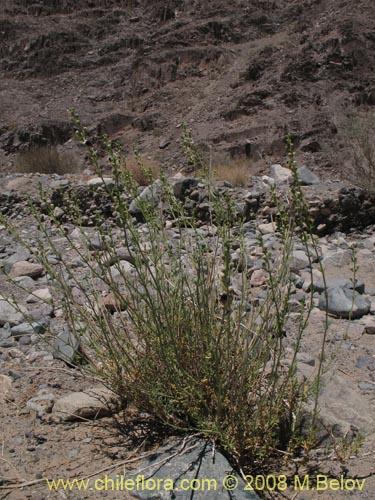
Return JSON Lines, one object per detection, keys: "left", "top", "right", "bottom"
{"left": 120, "top": 155, "right": 161, "bottom": 186}
{"left": 16, "top": 146, "right": 79, "bottom": 175}
{"left": 212, "top": 158, "right": 254, "bottom": 187}
{"left": 343, "top": 109, "right": 375, "bottom": 193}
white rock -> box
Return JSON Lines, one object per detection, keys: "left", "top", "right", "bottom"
{"left": 258, "top": 222, "right": 276, "bottom": 235}
{"left": 52, "top": 387, "right": 114, "bottom": 421}
{"left": 0, "top": 300, "right": 27, "bottom": 326}
{"left": 87, "top": 177, "right": 115, "bottom": 188}
{"left": 26, "top": 288, "right": 52, "bottom": 303}
{"left": 270, "top": 164, "right": 292, "bottom": 184}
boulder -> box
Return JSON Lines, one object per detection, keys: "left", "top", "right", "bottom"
{"left": 130, "top": 437, "right": 260, "bottom": 500}
{"left": 172, "top": 177, "right": 199, "bottom": 199}
{"left": 312, "top": 278, "right": 365, "bottom": 294}
{"left": 270, "top": 164, "right": 292, "bottom": 184}
{"left": 318, "top": 287, "right": 371, "bottom": 319}
{"left": 129, "top": 181, "right": 162, "bottom": 217}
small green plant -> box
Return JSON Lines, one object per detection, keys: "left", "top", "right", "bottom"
{"left": 2, "top": 118, "right": 337, "bottom": 476}
{"left": 16, "top": 145, "right": 78, "bottom": 175}
{"left": 181, "top": 123, "right": 207, "bottom": 174}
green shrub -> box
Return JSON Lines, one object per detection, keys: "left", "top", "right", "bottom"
{"left": 4, "top": 120, "right": 330, "bottom": 474}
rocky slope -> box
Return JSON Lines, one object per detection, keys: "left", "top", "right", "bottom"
{"left": 1, "top": 0, "right": 375, "bottom": 177}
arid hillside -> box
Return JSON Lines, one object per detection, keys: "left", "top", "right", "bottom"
{"left": 1, "top": 0, "right": 375, "bottom": 176}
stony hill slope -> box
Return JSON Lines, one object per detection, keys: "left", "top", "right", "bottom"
{"left": 1, "top": 0, "right": 375, "bottom": 176}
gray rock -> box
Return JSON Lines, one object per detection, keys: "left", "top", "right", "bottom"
{"left": 87, "top": 236, "right": 105, "bottom": 251}
{"left": 312, "top": 278, "right": 365, "bottom": 294}
{"left": 3, "top": 246, "right": 31, "bottom": 273}
{"left": 321, "top": 250, "right": 353, "bottom": 268}
{"left": 129, "top": 181, "right": 162, "bottom": 217}
{"left": 101, "top": 246, "right": 136, "bottom": 266}
{"left": 29, "top": 305, "right": 54, "bottom": 322}
{"left": 360, "top": 317, "right": 375, "bottom": 335}
{"left": 0, "top": 327, "right": 11, "bottom": 340}
{"left": 290, "top": 250, "right": 310, "bottom": 271}
{"left": 358, "top": 382, "right": 375, "bottom": 391}
{"left": 0, "top": 299, "right": 27, "bottom": 326}
{"left": 159, "top": 137, "right": 171, "bottom": 149}
{"left": 355, "top": 357, "right": 373, "bottom": 368}
{"left": 130, "top": 437, "right": 260, "bottom": 500}
{"left": 53, "top": 206, "right": 64, "bottom": 219}
{"left": 260, "top": 175, "right": 275, "bottom": 186}
{"left": 297, "top": 166, "right": 320, "bottom": 185}
{"left": 11, "top": 322, "right": 46, "bottom": 337}
{"left": 13, "top": 276, "right": 36, "bottom": 290}
{"left": 19, "top": 335, "right": 31, "bottom": 345}
{"left": 109, "top": 260, "right": 134, "bottom": 280}
{"left": 52, "top": 387, "right": 114, "bottom": 421}
{"left": 46, "top": 255, "right": 59, "bottom": 265}
{"left": 318, "top": 287, "right": 371, "bottom": 319}
{"left": 172, "top": 177, "right": 199, "bottom": 199}
{"left": 70, "top": 227, "right": 83, "bottom": 240}
{"left": 0, "top": 339, "right": 17, "bottom": 348}
{"left": 52, "top": 326, "right": 80, "bottom": 364}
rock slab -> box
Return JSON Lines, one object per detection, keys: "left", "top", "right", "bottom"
{"left": 130, "top": 437, "right": 260, "bottom": 500}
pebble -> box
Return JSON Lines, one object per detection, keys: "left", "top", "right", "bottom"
{"left": 10, "top": 261, "right": 45, "bottom": 279}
